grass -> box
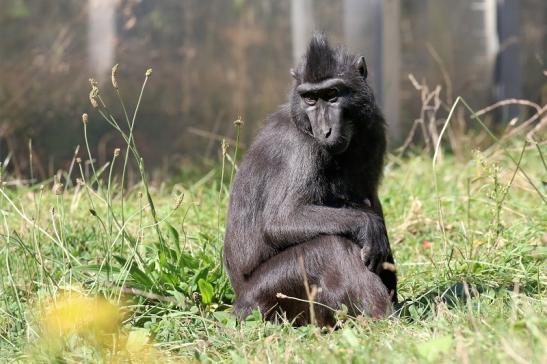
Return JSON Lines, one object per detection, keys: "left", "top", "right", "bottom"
{"left": 0, "top": 68, "right": 545, "bottom": 363}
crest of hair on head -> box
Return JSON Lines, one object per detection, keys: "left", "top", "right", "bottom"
{"left": 302, "top": 32, "right": 338, "bottom": 83}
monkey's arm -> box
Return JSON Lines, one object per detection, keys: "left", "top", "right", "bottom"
{"left": 263, "top": 204, "right": 390, "bottom": 272}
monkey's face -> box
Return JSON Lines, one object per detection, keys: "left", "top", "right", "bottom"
{"left": 290, "top": 35, "right": 375, "bottom": 153}
{"left": 296, "top": 78, "right": 353, "bottom": 154}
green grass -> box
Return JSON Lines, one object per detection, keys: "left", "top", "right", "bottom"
{"left": 1, "top": 146, "right": 544, "bottom": 363}
{"left": 0, "top": 70, "right": 545, "bottom": 363}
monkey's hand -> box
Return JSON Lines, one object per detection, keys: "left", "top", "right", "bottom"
{"left": 355, "top": 213, "right": 390, "bottom": 273}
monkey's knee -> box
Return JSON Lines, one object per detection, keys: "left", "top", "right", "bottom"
{"left": 349, "top": 273, "right": 392, "bottom": 318}
{"left": 233, "top": 295, "right": 261, "bottom": 320}
{"left": 321, "top": 259, "right": 392, "bottom": 318}
{"left": 233, "top": 288, "right": 279, "bottom": 321}
{"left": 233, "top": 299, "right": 251, "bottom": 318}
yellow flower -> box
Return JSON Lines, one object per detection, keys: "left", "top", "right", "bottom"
{"left": 36, "top": 292, "right": 190, "bottom": 362}
{"left": 41, "top": 293, "right": 122, "bottom": 340}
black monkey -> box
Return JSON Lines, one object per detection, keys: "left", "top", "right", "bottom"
{"left": 224, "top": 34, "right": 396, "bottom": 326}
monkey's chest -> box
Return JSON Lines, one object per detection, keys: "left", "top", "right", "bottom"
{"left": 322, "top": 167, "right": 370, "bottom": 207}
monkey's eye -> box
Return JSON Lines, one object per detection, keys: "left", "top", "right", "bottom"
{"left": 303, "top": 95, "right": 317, "bottom": 106}
{"left": 326, "top": 89, "right": 339, "bottom": 103}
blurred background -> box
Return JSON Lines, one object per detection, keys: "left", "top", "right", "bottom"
{"left": 0, "top": 0, "right": 545, "bottom": 178}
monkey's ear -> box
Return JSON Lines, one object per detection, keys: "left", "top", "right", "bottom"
{"left": 290, "top": 68, "right": 297, "bottom": 79}
{"left": 356, "top": 56, "right": 368, "bottom": 79}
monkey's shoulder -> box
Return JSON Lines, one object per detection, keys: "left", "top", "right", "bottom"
{"left": 244, "top": 108, "right": 306, "bottom": 166}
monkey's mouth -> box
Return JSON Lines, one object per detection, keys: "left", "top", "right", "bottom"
{"left": 321, "top": 138, "right": 350, "bottom": 155}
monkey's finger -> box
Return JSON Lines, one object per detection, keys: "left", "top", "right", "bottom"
{"left": 360, "top": 245, "right": 371, "bottom": 262}
{"left": 366, "top": 255, "right": 378, "bottom": 273}
{"left": 369, "top": 255, "right": 386, "bottom": 274}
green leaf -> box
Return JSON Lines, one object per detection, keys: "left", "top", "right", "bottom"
{"left": 156, "top": 242, "right": 178, "bottom": 268}
{"left": 126, "top": 329, "right": 150, "bottom": 353}
{"left": 417, "top": 335, "right": 453, "bottom": 362}
{"left": 342, "top": 328, "right": 359, "bottom": 348}
{"left": 213, "top": 311, "right": 236, "bottom": 327}
{"left": 166, "top": 222, "right": 182, "bottom": 256}
{"left": 178, "top": 252, "right": 198, "bottom": 270}
{"left": 114, "top": 255, "right": 154, "bottom": 290}
{"left": 159, "top": 271, "right": 179, "bottom": 287}
{"left": 244, "top": 309, "right": 262, "bottom": 326}
{"left": 73, "top": 264, "right": 120, "bottom": 274}
{"left": 9, "top": 0, "right": 30, "bottom": 18}
{"left": 198, "top": 278, "right": 214, "bottom": 305}
{"left": 72, "top": 264, "right": 122, "bottom": 281}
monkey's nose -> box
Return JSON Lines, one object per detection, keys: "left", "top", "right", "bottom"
{"left": 324, "top": 128, "right": 332, "bottom": 139}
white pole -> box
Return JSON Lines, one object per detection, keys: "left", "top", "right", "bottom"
{"left": 291, "top": 0, "right": 315, "bottom": 65}
{"left": 88, "top": 0, "right": 116, "bottom": 82}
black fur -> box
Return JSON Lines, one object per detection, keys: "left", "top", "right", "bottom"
{"left": 224, "top": 34, "right": 397, "bottom": 326}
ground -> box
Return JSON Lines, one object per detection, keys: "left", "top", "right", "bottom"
{"left": 0, "top": 140, "right": 545, "bottom": 363}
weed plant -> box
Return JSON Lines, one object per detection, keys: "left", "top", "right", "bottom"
{"left": 0, "top": 67, "right": 544, "bottom": 363}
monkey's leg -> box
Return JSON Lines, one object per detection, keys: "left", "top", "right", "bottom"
{"left": 367, "top": 193, "right": 398, "bottom": 303}
{"left": 360, "top": 245, "right": 397, "bottom": 303}
{"left": 234, "top": 236, "right": 391, "bottom": 326}
{"left": 262, "top": 195, "right": 395, "bottom": 279}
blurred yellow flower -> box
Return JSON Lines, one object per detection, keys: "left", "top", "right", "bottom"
{"left": 41, "top": 293, "right": 122, "bottom": 339}
{"left": 34, "top": 292, "right": 190, "bottom": 363}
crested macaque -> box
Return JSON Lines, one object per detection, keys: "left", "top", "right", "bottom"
{"left": 224, "top": 34, "right": 396, "bottom": 326}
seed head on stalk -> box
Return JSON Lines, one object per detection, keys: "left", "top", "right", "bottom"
{"left": 88, "top": 78, "right": 100, "bottom": 108}
{"left": 111, "top": 64, "right": 119, "bottom": 89}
